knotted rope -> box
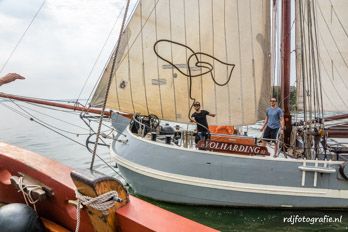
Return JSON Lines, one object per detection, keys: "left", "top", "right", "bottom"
{"left": 74, "top": 190, "right": 122, "bottom": 232}
{"left": 17, "top": 176, "right": 42, "bottom": 211}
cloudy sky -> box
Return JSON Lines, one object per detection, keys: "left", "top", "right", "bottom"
{"left": 0, "top": 0, "right": 134, "bottom": 100}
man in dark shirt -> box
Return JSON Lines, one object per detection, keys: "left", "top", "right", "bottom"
{"left": 190, "top": 101, "right": 216, "bottom": 143}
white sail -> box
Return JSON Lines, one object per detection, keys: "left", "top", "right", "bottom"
{"left": 91, "top": 0, "right": 271, "bottom": 125}
{"left": 296, "top": 0, "right": 348, "bottom": 113}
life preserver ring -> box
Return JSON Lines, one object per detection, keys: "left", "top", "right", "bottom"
{"left": 339, "top": 162, "right": 348, "bottom": 181}
{"left": 209, "top": 125, "right": 234, "bottom": 135}
{"left": 216, "top": 126, "right": 234, "bottom": 135}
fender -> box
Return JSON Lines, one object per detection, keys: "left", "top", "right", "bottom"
{"left": 339, "top": 162, "right": 348, "bottom": 180}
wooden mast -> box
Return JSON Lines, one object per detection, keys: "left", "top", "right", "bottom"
{"left": 281, "top": 0, "right": 292, "bottom": 146}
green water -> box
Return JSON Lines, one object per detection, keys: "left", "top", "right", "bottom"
{"left": 135, "top": 195, "right": 348, "bottom": 231}
{"left": 0, "top": 105, "right": 347, "bottom": 231}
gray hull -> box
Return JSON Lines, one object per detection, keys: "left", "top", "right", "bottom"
{"left": 112, "top": 127, "right": 348, "bottom": 208}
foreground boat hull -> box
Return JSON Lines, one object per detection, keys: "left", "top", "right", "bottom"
{"left": 0, "top": 143, "right": 217, "bottom": 232}
{"left": 112, "top": 127, "right": 348, "bottom": 208}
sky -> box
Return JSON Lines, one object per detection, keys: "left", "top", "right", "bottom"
{"left": 0, "top": 0, "right": 296, "bottom": 101}
{"left": 0, "top": 0, "right": 133, "bottom": 100}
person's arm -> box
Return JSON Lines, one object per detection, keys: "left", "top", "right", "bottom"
{"left": 280, "top": 116, "right": 285, "bottom": 131}
{"left": 280, "top": 111, "right": 285, "bottom": 130}
{"left": 260, "top": 116, "right": 268, "bottom": 132}
{"left": 190, "top": 113, "right": 196, "bottom": 123}
{"left": 0, "top": 73, "right": 25, "bottom": 86}
{"left": 204, "top": 110, "right": 215, "bottom": 117}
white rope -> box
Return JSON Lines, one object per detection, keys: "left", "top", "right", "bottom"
{"left": 17, "top": 176, "right": 42, "bottom": 212}
{"left": 74, "top": 190, "right": 121, "bottom": 232}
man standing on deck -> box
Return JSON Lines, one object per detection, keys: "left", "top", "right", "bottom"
{"left": 190, "top": 101, "right": 216, "bottom": 143}
{"left": 0, "top": 73, "right": 25, "bottom": 86}
{"left": 260, "top": 97, "right": 285, "bottom": 146}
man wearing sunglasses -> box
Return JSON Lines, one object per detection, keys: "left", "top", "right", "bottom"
{"left": 190, "top": 101, "right": 216, "bottom": 143}
{"left": 260, "top": 97, "right": 284, "bottom": 146}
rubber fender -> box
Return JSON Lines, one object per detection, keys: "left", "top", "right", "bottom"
{"left": 0, "top": 203, "right": 45, "bottom": 232}
{"left": 339, "top": 162, "right": 348, "bottom": 181}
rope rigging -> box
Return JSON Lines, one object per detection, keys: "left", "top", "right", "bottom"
{"left": 153, "top": 39, "right": 235, "bottom": 123}
{"left": 0, "top": 100, "right": 125, "bottom": 179}
{"left": 0, "top": 0, "right": 136, "bottom": 189}
{"left": 0, "top": 0, "right": 46, "bottom": 73}
{"left": 315, "top": 1, "right": 348, "bottom": 108}
{"left": 296, "top": 0, "right": 348, "bottom": 115}
{"left": 75, "top": 4, "right": 127, "bottom": 106}
{"left": 90, "top": 0, "right": 132, "bottom": 170}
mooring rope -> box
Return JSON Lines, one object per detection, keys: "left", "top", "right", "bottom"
{"left": 17, "top": 177, "right": 42, "bottom": 212}
{"left": 74, "top": 190, "right": 122, "bottom": 232}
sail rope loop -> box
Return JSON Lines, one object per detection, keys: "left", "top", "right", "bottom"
{"left": 74, "top": 190, "right": 122, "bottom": 232}
{"left": 153, "top": 39, "right": 235, "bottom": 123}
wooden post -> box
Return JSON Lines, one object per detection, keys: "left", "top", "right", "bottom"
{"left": 71, "top": 170, "right": 129, "bottom": 232}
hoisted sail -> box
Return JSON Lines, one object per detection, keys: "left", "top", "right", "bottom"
{"left": 296, "top": 0, "right": 348, "bottom": 113}
{"left": 91, "top": 0, "right": 271, "bottom": 125}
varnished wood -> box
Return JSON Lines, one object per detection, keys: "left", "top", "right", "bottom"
{"left": 41, "top": 218, "right": 70, "bottom": 232}
{"left": 0, "top": 92, "right": 133, "bottom": 119}
{"left": 71, "top": 170, "right": 129, "bottom": 232}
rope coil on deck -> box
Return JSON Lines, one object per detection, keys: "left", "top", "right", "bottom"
{"left": 74, "top": 190, "right": 122, "bottom": 232}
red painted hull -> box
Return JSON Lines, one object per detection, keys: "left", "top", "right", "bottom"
{"left": 0, "top": 143, "right": 217, "bottom": 232}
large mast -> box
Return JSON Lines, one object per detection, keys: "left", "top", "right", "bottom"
{"left": 281, "top": 0, "right": 292, "bottom": 146}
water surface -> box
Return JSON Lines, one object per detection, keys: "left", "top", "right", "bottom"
{"left": 0, "top": 103, "right": 347, "bottom": 231}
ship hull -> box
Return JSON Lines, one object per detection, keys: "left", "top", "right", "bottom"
{"left": 0, "top": 142, "right": 215, "bottom": 232}
{"left": 112, "top": 127, "right": 348, "bottom": 208}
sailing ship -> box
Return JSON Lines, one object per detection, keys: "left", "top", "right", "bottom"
{"left": 88, "top": 0, "right": 348, "bottom": 208}
{"left": 0, "top": 2, "right": 216, "bottom": 231}
{"left": 1, "top": 0, "right": 348, "bottom": 209}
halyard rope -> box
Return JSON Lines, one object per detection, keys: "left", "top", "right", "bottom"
{"left": 90, "top": 0, "right": 131, "bottom": 170}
